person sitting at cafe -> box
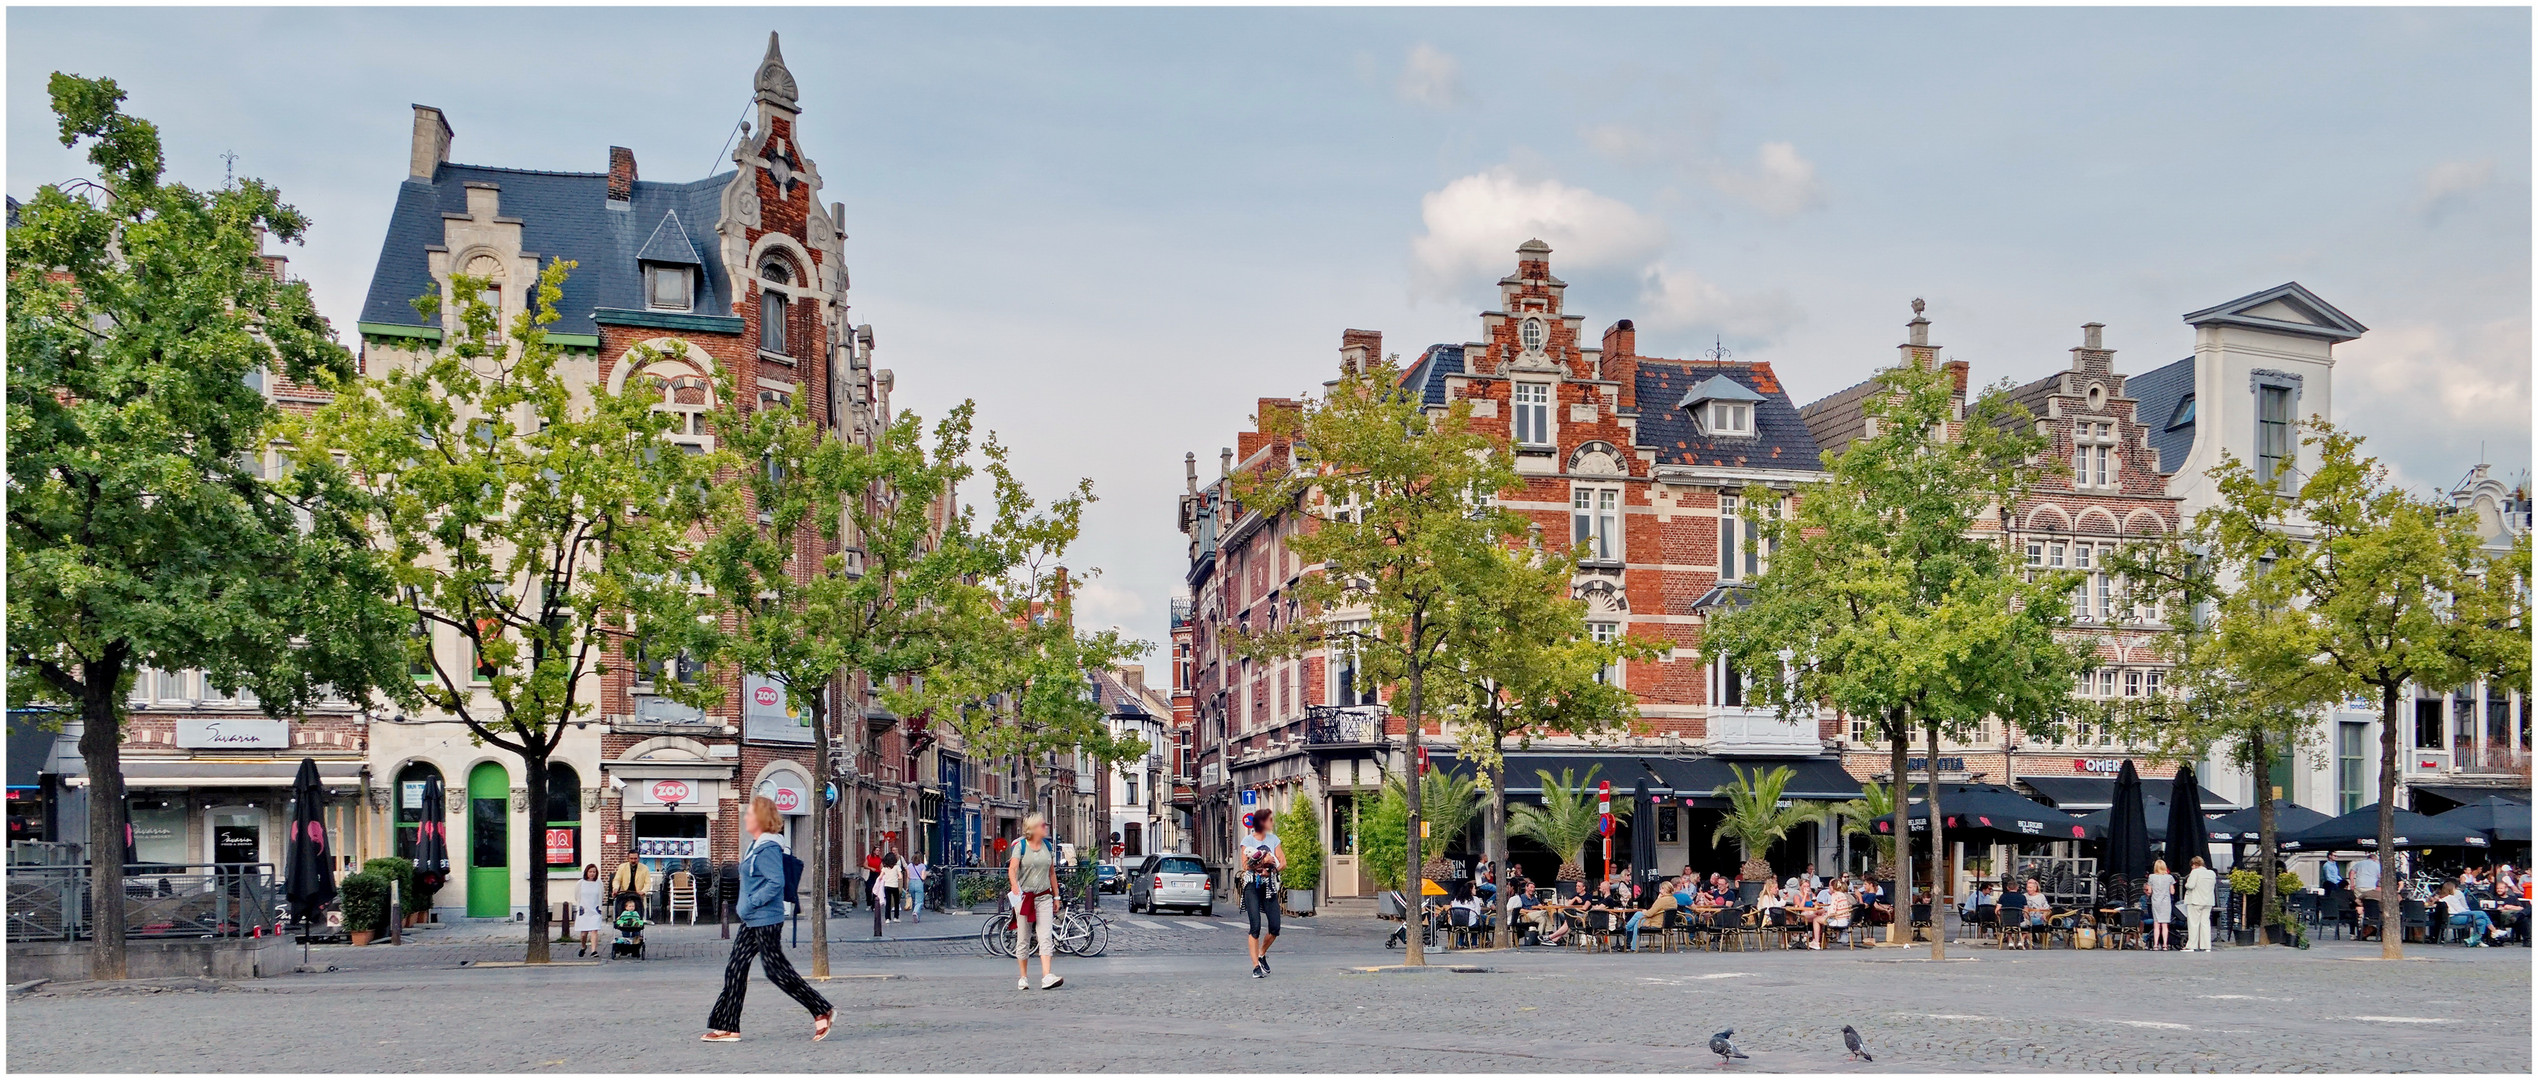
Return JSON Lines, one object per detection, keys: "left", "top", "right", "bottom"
{"left": 1996, "top": 881, "right": 2029, "bottom": 948}
{"left": 2021, "top": 878, "right": 2052, "bottom": 936}
{"left": 2438, "top": 881, "right": 2495, "bottom": 947}
{"left": 1624, "top": 882, "right": 1677, "bottom": 952}
{"left": 1807, "top": 879, "right": 1855, "bottom": 950}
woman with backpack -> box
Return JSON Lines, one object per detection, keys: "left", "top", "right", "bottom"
{"left": 1008, "top": 814, "right": 1063, "bottom": 990}
{"left": 702, "top": 796, "right": 833, "bottom": 1043}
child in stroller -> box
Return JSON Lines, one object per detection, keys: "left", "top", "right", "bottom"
{"left": 610, "top": 895, "right": 648, "bottom": 960}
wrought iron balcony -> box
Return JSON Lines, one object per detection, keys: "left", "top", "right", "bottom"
{"left": 1303, "top": 705, "right": 1388, "bottom": 748}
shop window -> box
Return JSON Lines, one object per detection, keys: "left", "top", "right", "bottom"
{"left": 128, "top": 797, "right": 188, "bottom": 867}
{"left": 394, "top": 762, "right": 444, "bottom": 862}
{"left": 544, "top": 764, "right": 582, "bottom": 870}
{"left": 2337, "top": 722, "right": 2367, "bottom": 814}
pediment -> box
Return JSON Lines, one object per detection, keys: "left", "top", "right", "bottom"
{"left": 2182, "top": 282, "right": 2366, "bottom": 343}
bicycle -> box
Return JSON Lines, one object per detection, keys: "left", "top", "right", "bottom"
{"left": 979, "top": 892, "right": 1110, "bottom": 958}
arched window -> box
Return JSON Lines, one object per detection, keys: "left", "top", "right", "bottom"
{"left": 759, "top": 259, "right": 792, "bottom": 356}
{"left": 544, "top": 764, "right": 582, "bottom": 871}
{"left": 393, "top": 762, "right": 444, "bottom": 864}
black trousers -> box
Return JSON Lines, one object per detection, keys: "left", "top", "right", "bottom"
{"left": 707, "top": 923, "right": 830, "bottom": 1032}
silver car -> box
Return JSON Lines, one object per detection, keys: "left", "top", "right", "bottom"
{"left": 1127, "top": 853, "right": 1214, "bottom": 916}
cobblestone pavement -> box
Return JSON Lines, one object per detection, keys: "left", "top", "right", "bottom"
{"left": 8, "top": 915, "right": 2528, "bottom": 1073}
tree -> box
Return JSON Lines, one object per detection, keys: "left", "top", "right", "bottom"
{"left": 1428, "top": 534, "right": 1655, "bottom": 945}
{"left": 7, "top": 76, "right": 410, "bottom": 979}
{"left": 1827, "top": 780, "right": 1898, "bottom": 882}
{"left": 288, "top": 262, "right": 716, "bottom": 964}
{"left": 1235, "top": 354, "right": 1524, "bottom": 966}
{"left": 1506, "top": 766, "right": 1605, "bottom": 889}
{"left": 1710, "top": 764, "right": 1821, "bottom": 886}
{"left": 1357, "top": 766, "right": 1484, "bottom": 896}
{"left": 2135, "top": 420, "right": 2529, "bottom": 959}
{"left": 1703, "top": 359, "right": 2092, "bottom": 956}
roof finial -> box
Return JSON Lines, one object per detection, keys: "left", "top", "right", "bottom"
{"left": 1703, "top": 336, "right": 1733, "bottom": 364}
{"left": 1911, "top": 297, "right": 1925, "bottom": 317}
{"left": 754, "top": 30, "right": 800, "bottom": 108}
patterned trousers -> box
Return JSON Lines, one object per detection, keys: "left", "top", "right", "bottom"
{"left": 707, "top": 923, "right": 831, "bottom": 1032}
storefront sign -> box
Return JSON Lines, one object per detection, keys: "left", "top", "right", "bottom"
{"left": 175, "top": 718, "right": 288, "bottom": 749}
{"left": 401, "top": 781, "right": 426, "bottom": 810}
{"left": 2074, "top": 759, "right": 2130, "bottom": 774}
{"left": 755, "top": 770, "right": 808, "bottom": 816}
{"left": 742, "top": 674, "right": 813, "bottom": 744}
{"left": 643, "top": 779, "right": 694, "bottom": 806}
{"left": 634, "top": 836, "right": 700, "bottom": 859}
{"left": 1906, "top": 757, "right": 1964, "bottom": 773}
{"left": 545, "top": 827, "right": 578, "bottom": 866}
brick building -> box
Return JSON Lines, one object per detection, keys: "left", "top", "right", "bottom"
{"left": 1179, "top": 241, "right": 1863, "bottom": 896}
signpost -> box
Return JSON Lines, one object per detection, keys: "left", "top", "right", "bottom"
{"left": 1598, "top": 780, "right": 1613, "bottom": 868}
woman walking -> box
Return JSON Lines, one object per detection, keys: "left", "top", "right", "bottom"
{"left": 2144, "top": 859, "right": 2176, "bottom": 951}
{"left": 573, "top": 863, "right": 608, "bottom": 957}
{"left": 1008, "top": 814, "right": 1063, "bottom": 990}
{"left": 702, "top": 796, "right": 833, "bottom": 1043}
{"left": 908, "top": 858, "right": 927, "bottom": 924}
{"left": 1240, "top": 807, "right": 1286, "bottom": 978}
{"left": 881, "top": 852, "right": 905, "bottom": 923}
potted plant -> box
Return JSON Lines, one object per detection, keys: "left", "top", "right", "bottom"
{"left": 1712, "top": 764, "right": 1819, "bottom": 905}
{"left": 1509, "top": 767, "right": 1603, "bottom": 898}
{"left": 2227, "top": 869, "right": 2263, "bottom": 946}
{"left": 1282, "top": 799, "right": 1323, "bottom": 915}
{"left": 339, "top": 872, "right": 387, "bottom": 946}
{"left": 362, "top": 856, "right": 418, "bottom": 926}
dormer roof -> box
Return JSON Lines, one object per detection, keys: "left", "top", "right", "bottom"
{"left": 2182, "top": 282, "right": 2367, "bottom": 343}
{"left": 636, "top": 209, "right": 704, "bottom": 266}
{"left": 1676, "top": 373, "right": 1766, "bottom": 411}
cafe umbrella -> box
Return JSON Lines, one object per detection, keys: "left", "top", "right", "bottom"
{"left": 1875, "top": 784, "right": 2097, "bottom": 843}
{"left": 2099, "top": 761, "right": 2155, "bottom": 903}
{"left": 284, "top": 757, "right": 335, "bottom": 964}
{"left": 2162, "top": 766, "right": 2214, "bottom": 872}
{"left": 1630, "top": 779, "right": 1658, "bottom": 892}
{"left": 2431, "top": 796, "right": 2532, "bottom": 846}
{"left": 411, "top": 774, "right": 451, "bottom": 908}
{"left": 2278, "top": 804, "right": 2490, "bottom": 853}
{"left": 2203, "top": 800, "right": 2330, "bottom": 850}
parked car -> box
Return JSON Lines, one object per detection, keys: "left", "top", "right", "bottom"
{"left": 1127, "top": 853, "right": 1213, "bottom": 916}
{"left": 1096, "top": 862, "right": 1122, "bottom": 893}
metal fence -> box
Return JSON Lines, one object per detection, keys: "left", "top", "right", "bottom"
{"left": 5, "top": 863, "right": 280, "bottom": 943}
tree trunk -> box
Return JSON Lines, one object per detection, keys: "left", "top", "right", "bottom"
{"left": 1401, "top": 628, "right": 1426, "bottom": 967}
{"left": 808, "top": 687, "right": 832, "bottom": 977}
{"left": 1925, "top": 720, "right": 1946, "bottom": 960}
{"left": 523, "top": 752, "right": 551, "bottom": 964}
{"left": 1487, "top": 745, "right": 1510, "bottom": 949}
{"left": 2375, "top": 681, "right": 2402, "bottom": 959}
{"left": 80, "top": 678, "right": 128, "bottom": 981}
{"left": 2252, "top": 725, "right": 2277, "bottom": 948}
{"left": 1886, "top": 720, "right": 1911, "bottom": 945}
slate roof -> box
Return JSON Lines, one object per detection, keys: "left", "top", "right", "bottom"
{"left": 2128, "top": 356, "right": 2197, "bottom": 475}
{"left": 1795, "top": 374, "right": 1885, "bottom": 461}
{"left": 1400, "top": 344, "right": 1465, "bottom": 407}
{"left": 360, "top": 163, "right": 738, "bottom": 337}
{"left": 1635, "top": 360, "right": 1824, "bottom": 471}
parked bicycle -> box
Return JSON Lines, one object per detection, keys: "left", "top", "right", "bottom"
{"left": 980, "top": 883, "right": 1109, "bottom": 958}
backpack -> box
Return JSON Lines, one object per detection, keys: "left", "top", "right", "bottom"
{"left": 780, "top": 849, "right": 804, "bottom": 911}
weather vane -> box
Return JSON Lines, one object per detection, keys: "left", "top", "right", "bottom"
{"left": 1703, "top": 336, "right": 1733, "bottom": 364}
{"left": 220, "top": 150, "right": 239, "bottom": 185}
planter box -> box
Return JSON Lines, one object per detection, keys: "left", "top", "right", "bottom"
{"left": 1285, "top": 888, "right": 1316, "bottom": 915}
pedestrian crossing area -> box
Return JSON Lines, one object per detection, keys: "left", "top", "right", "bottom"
{"left": 1126, "top": 918, "right": 1255, "bottom": 932}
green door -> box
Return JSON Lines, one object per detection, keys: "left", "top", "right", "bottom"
{"left": 467, "top": 762, "right": 510, "bottom": 918}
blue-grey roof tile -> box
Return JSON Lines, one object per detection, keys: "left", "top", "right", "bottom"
{"left": 1634, "top": 361, "right": 1823, "bottom": 472}
{"left": 1403, "top": 344, "right": 1464, "bottom": 406}
{"left": 2130, "top": 356, "right": 2197, "bottom": 475}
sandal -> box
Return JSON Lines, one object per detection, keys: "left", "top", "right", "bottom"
{"left": 701, "top": 1031, "right": 740, "bottom": 1043}
{"left": 812, "top": 1012, "right": 833, "bottom": 1042}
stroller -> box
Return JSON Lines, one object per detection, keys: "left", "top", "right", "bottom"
{"left": 609, "top": 898, "right": 648, "bottom": 960}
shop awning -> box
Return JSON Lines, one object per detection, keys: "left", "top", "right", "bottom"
{"left": 66, "top": 757, "right": 366, "bottom": 789}
{"left": 2408, "top": 782, "right": 2530, "bottom": 815}
{"left": 2020, "top": 775, "right": 2241, "bottom": 813}
{"left": 1430, "top": 752, "right": 1669, "bottom": 796}
{"left": 6, "top": 710, "right": 68, "bottom": 789}
{"left": 1656, "top": 756, "right": 1864, "bottom": 807}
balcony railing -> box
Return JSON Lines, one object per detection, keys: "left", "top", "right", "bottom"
{"left": 1704, "top": 706, "right": 1821, "bottom": 754}
{"left": 6, "top": 862, "right": 280, "bottom": 943}
{"left": 1303, "top": 705, "right": 1388, "bottom": 748}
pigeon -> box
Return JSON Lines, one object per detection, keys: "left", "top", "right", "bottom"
{"left": 1710, "top": 1030, "right": 1748, "bottom": 1064}
{"left": 1842, "top": 1025, "right": 1873, "bottom": 1062}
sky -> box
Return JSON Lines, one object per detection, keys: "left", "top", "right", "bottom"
{"left": 11, "top": 7, "right": 2532, "bottom": 669}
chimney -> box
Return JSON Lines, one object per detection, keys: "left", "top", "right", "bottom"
{"left": 1121, "top": 665, "right": 1146, "bottom": 693}
{"left": 409, "top": 105, "right": 453, "bottom": 180}
{"left": 1600, "top": 318, "right": 1635, "bottom": 359}
{"left": 1899, "top": 298, "right": 1940, "bottom": 370}
{"left": 1942, "top": 359, "right": 1969, "bottom": 394}
{"left": 1219, "top": 447, "right": 1234, "bottom": 478}
{"left": 607, "top": 146, "right": 636, "bottom": 205}
{"left": 1602, "top": 319, "right": 1638, "bottom": 411}
{"left": 1184, "top": 452, "right": 1198, "bottom": 496}
{"left": 1340, "top": 329, "right": 1383, "bottom": 376}
{"left": 2082, "top": 322, "right": 2104, "bottom": 351}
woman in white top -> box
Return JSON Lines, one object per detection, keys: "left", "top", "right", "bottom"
{"left": 573, "top": 863, "right": 608, "bottom": 957}
{"left": 2144, "top": 860, "right": 2177, "bottom": 951}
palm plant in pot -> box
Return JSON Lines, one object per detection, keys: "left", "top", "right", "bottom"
{"left": 1711, "top": 764, "right": 1819, "bottom": 903}
{"left": 1828, "top": 780, "right": 1898, "bottom": 884}
{"left": 1508, "top": 766, "right": 1603, "bottom": 896}
{"left": 1405, "top": 769, "right": 1483, "bottom": 886}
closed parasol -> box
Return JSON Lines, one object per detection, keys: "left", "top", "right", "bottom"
{"left": 412, "top": 773, "right": 451, "bottom": 899}
{"left": 2161, "top": 766, "right": 2213, "bottom": 872}
{"left": 2100, "top": 761, "right": 2154, "bottom": 902}
{"left": 283, "top": 758, "right": 335, "bottom": 960}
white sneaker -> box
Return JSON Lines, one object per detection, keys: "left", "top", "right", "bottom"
{"left": 1018, "top": 977, "right": 1029, "bottom": 990}
{"left": 1041, "top": 974, "right": 1064, "bottom": 990}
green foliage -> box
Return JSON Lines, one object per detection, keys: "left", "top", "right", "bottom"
{"left": 1357, "top": 781, "right": 1410, "bottom": 890}
{"left": 1411, "top": 768, "right": 1485, "bottom": 854}
{"left": 1280, "top": 797, "right": 1323, "bottom": 891}
{"left": 1828, "top": 780, "right": 1898, "bottom": 873}
{"left": 1507, "top": 766, "right": 1605, "bottom": 882}
{"left": 361, "top": 857, "right": 416, "bottom": 908}
{"left": 1710, "top": 764, "right": 1823, "bottom": 880}
{"left": 8, "top": 75, "right": 411, "bottom": 978}
{"left": 338, "top": 873, "right": 388, "bottom": 935}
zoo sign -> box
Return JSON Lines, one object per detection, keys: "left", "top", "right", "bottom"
{"left": 646, "top": 779, "right": 694, "bottom": 805}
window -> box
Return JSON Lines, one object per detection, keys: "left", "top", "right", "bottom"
{"left": 1329, "top": 621, "right": 1366, "bottom": 706}
{"left": 1707, "top": 401, "right": 1754, "bottom": 436}
{"left": 1717, "top": 654, "right": 1744, "bottom": 707}
{"left": 1590, "top": 621, "right": 1621, "bottom": 685}
{"left": 2337, "top": 722, "right": 2367, "bottom": 813}
{"left": 646, "top": 265, "right": 692, "bottom": 311}
{"left": 1122, "top": 777, "right": 1137, "bottom": 806}
{"left": 2124, "top": 670, "right": 2142, "bottom": 698}
{"left": 2099, "top": 669, "right": 2120, "bottom": 699}
{"left": 478, "top": 285, "right": 502, "bottom": 340}
{"left": 2025, "top": 542, "right": 2044, "bottom": 567}
{"left": 409, "top": 622, "right": 436, "bottom": 683}
{"left": 472, "top": 618, "right": 501, "bottom": 682}
{"left": 545, "top": 764, "right": 582, "bottom": 869}
{"left": 2167, "top": 394, "right": 2195, "bottom": 431}
{"left": 1512, "top": 383, "right": 1552, "bottom": 446}
{"left": 1719, "top": 495, "right": 1768, "bottom": 580}
{"left": 2257, "top": 385, "right": 2294, "bottom": 492}
{"left": 1657, "top": 804, "right": 1680, "bottom": 844}
{"left": 2142, "top": 670, "right": 2162, "bottom": 698}
{"left": 1329, "top": 792, "right": 1357, "bottom": 855}
{"left": 2047, "top": 541, "right": 2066, "bottom": 569}
{"left": 2073, "top": 422, "right": 2116, "bottom": 489}
{"left": 2414, "top": 696, "right": 2444, "bottom": 751}
{"left": 760, "top": 291, "right": 789, "bottom": 355}
{"left": 1520, "top": 317, "right": 1546, "bottom": 353}
{"left": 1573, "top": 487, "right": 1620, "bottom": 563}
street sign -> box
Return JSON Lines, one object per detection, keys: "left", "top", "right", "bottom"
{"left": 1597, "top": 779, "right": 1611, "bottom": 817}
{"left": 1239, "top": 789, "right": 1258, "bottom": 808}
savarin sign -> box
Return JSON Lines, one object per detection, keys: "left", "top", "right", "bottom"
{"left": 175, "top": 719, "right": 289, "bottom": 749}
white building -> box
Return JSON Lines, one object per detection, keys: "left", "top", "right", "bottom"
{"left": 1094, "top": 667, "right": 1175, "bottom": 861}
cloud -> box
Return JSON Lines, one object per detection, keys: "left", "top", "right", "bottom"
{"left": 1707, "top": 141, "right": 1826, "bottom": 219}
{"left": 1410, "top": 166, "right": 1667, "bottom": 298}
{"left": 1397, "top": 43, "right": 1465, "bottom": 109}
{"left": 1067, "top": 577, "right": 1151, "bottom": 643}
{"left": 2333, "top": 316, "right": 2532, "bottom": 493}
{"left": 1637, "top": 262, "right": 1804, "bottom": 342}
{"left": 2418, "top": 158, "right": 2495, "bottom": 223}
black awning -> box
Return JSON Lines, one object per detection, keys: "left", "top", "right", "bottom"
{"left": 2408, "top": 782, "right": 2530, "bottom": 815}
{"left": 6, "top": 710, "right": 68, "bottom": 789}
{"left": 1654, "top": 755, "right": 1864, "bottom": 807}
{"left": 1431, "top": 751, "right": 1668, "bottom": 797}
{"left": 2021, "top": 775, "right": 2240, "bottom": 813}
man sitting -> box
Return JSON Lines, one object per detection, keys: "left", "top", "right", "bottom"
{"left": 1995, "top": 882, "right": 2029, "bottom": 948}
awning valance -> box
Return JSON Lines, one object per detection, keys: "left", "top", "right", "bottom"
{"left": 2020, "top": 775, "right": 2241, "bottom": 813}
{"left": 67, "top": 758, "right": 366, "bottom": 789}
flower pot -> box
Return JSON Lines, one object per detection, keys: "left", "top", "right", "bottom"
{"left": 350, "top": 930, "right": 375, "bottom": 946}
{"left": 1285, "top": 888, "right": 1316, "bottom": 915}
{"left": 2262, "top": 924, "right": 2288, "bottom": 945}
{"left": 2230, "top": 927, "right": 2257, "bottom": 947}
{"left": 1737, "top": 881, "right": 1762, "bottom": 905}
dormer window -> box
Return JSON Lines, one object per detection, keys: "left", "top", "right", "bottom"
{"left": 1707, "top": 401, "right": 1753, "bottom": 436}
{"left": 1678, "top": 373, "right": 1764, "bottom": 438}
{"left": 645, "top": 265, "right": 693, "bottom": 312}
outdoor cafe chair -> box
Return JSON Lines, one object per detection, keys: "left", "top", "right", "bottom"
{"left": 666, "top": 871, "right": 698, "bottom": 925}
{"left": 2114, "top": 906, "right": 2144, "bottom": 950}
{"left": 2400, "top": 899, "right": 2432, "bottom": 944}
{"left": 1969, "top": 903, "right": 1998, "bottom": 946}
{"left": 1909, "top": 902, "right": 1933, "bottom": 943}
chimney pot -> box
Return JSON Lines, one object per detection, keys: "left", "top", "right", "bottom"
{"left": 607, "top": 146, "right": 637, "bottom": 204}
{"left": 1184, "top": 452, "right": 1198, "bottom": 495}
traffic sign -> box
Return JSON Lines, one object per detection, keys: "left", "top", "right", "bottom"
{"left": 1240, "top": 788, "right": 1258, "bottom": 808}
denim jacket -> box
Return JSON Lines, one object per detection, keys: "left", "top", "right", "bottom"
{"left": 737, "top": 834, "right": 789, "bottom": 927}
